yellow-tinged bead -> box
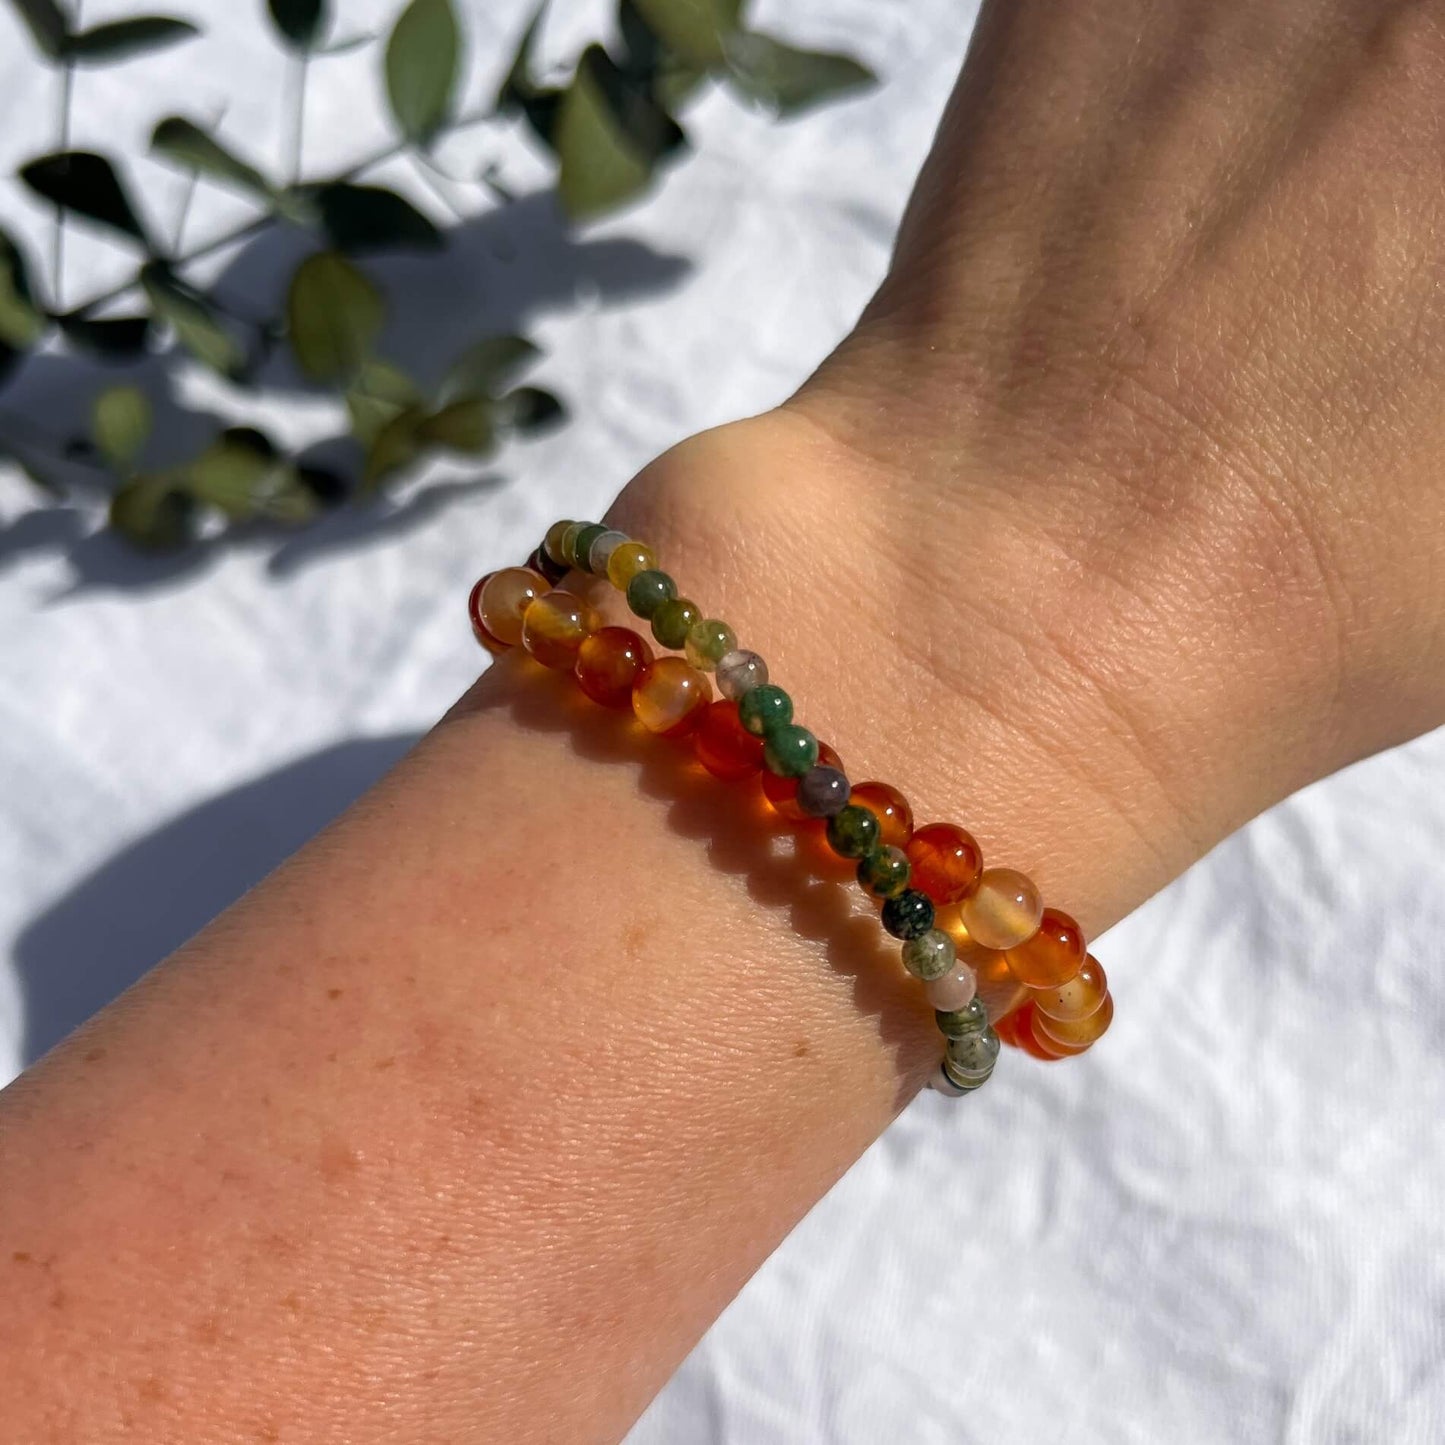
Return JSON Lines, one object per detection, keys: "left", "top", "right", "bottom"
{"left": 1036, "top": 991, "right": 1113, "bottom": 1049}
{"left": 1031, "top": 954, "right": 1108, "bottom": 1023}
{"left": 479, "top": 566, "right": 550, "bottom": 647}
{"left": 958, "top": 867, "right": 1043, "bottom": 951}
{"left": 632, "top": 656, "right": 712, "bottom": 737}
{"left": 521, "top": 589, "right": 597, "bottom": 669}
{"left": 607, "top": 540, "right": 656, "bottom": 590}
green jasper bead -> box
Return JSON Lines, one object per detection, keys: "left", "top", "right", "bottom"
{"left": 857, "top": 845, "right": 911, "bottom": 899}
{"left": 763, "top": 724, "right": 818, "bottom": 779}
{"left": 685, "top": 617, "right": 736, "bottom": 671}
{"left": 560, "top": 521, "right": 588, "bottom": 567}
{"left": 901, "top": 928, "right": 955, "bottom": 980}
{"left": 652, "top": 596, "right": 701, "bottom": 649}
{"left": 882, "top": 889, "right": 935, "bottom": 941}
{"left": 738, "top": 684, "right": 792, "bottom": 737}
{"left": 827, "top": 803, "right": 880, "bottom": 859}
{"left": 626, "top": 569, "right": 677, "bottom": 619}
{"left": 571, "top": 523, "right": 607, "bottom": 571}
{"left": 945, "top": 1025, "right": 1001, "bottom": 1080}
{"left": 935, "top": 997, "right": 988, "bottom": 1039}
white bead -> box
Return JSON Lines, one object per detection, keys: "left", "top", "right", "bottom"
{"left": 716, "top": 648, "right": 768, "bottom": 701}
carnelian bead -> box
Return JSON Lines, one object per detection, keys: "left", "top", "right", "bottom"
{"left": 1023, "top": 1007, "right": 1076, "bottom": 1059}
{"left": 479, "top": 566, "right": 549, "bottom": 646}
{"left": 693, "top": 700, "right": 764, "bottom": 782}
{"left": 1006, "top": 906, "right": 1086, "bottom": 989}
{"left": 521, "top": 589, "right": 597, "bottom": 669}
{"left": 762, "top": 742, "right": 842, "bottom": 821}
{"left": 467, "top": 574, "right": 509, "bottom": 655}
{"left": 575, "top": 626, "right": 653, "bottom": 708}
{"left": 1032, "top": 953, "right": 1108, "bottom": 1023}
{"left": 991, "top": 1008, "right": 1027, "bottom": 1048}
{"left": 848, "top": 781, "right": 913, "bottom": 848}
{"left": 959, "top": 867, "right": 1043, "bottom": 950}
{"left": 906, "top": 822, "right": 983, "bottom": 906}
{"left": 1037, "top": 991, "right": 1114, "bottom": 1049}
{"left": 633, "top": 656, "right": 712, "bottom": 737}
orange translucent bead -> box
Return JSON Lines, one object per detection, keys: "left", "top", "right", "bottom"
{"left": 762, "top": 742, "right": 842, "bottom": 821}
{"left": 521, "top": 589, "right": 597, "bottom": 669}
{"left": 479, "top": 566, "right": 549, "bottom": 646}
{"left": 575, "top": 626, "right": 653, "bottom": 708}
{"left": 467, "top": 574, "right": 508, "bottom": 655}
{"left": 906, "top": 822, "right": 982, "bottom": 906}
{"left": 958, "top": 867, "right": 1043, "bottom": 950}
{"left": 1031, "top": 953, "right": 1108, "bottom": 1023}
{"left": 991, "top": 1007, "right": 1026, "bottom": 1048}
{"left": 1037, "top": 991, "right": 1114, "bottom": 1049}
{"left": 848, "top": 781, "right": 913, "bottom": 848}
{"left": 693, "top": 700, "right": 765, "bottom": 782}
{"left": 1024, "top": 1008, "right": 1076, "bottom": 1059}
{"left": 632, "top": 656, "right": 713, "bottom": 737}
{"left": 1006, "top": 907, "right": 1085, "bottom": 988}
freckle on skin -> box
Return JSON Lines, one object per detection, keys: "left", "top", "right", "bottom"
{"left": 794, "top": 1039, "right": 810, "bottom": 1057}
{"left": 327, "top": 988, "right": 343, "bottom": 1001}
{"left": 373, "top": 1057, "right": 395, "bottom": 1071}
{"left": 49, "top": 1289, "right": 65, "bottom": 1310}
{"left": 84, "top": 1047, "right": 106, "bottom": 1063}
{"left": 622, "top": 922, "right": 649, "bottom": 960}
{"left": 13, "top": 1251, "right": 31, "bottom": 1263}
{"left": 279, "top": 1292, "right": 301, "bottom": 1313}
{"left": 319, "top": 1136, "right": 361, "bottom": 1181}
{"left": 137, "top": 1375, "right": 166, "bottom": 1404}
{"left": 193, "top": 1316, "right": 220, "bottom": 1345}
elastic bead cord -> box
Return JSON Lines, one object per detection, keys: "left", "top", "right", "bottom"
{"left": 466, "top": 521, "right": 1117, "bottom": 1098}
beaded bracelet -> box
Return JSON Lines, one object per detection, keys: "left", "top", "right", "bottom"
{"left": 468, "top": 520, "right": 1114, "bottom": 1097}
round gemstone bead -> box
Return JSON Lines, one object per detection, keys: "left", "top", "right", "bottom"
{"left": 848, "top": 782, "right": 913, "bottom": 849}
{"left": 479, "top": 566, "right": 550, "bottom": 646}
{"left": 901, "top": 927, "right": 955, "bottom": 980}
{"left": 1006, "top": 907, "right": 1086, "bottom": 988}
{"left": 945, "top": 1025, "right": 1000, "bottom": 1082}
{"left": 906, "top": 822, "right": 983, "bottom": 906}
{"left": 560, "top": 521, "right": 588, "bottom": 568}
{"left": 575, "top": 626, "right": 653, "bottom": 709}
{"left": 1029, "top": 1007, "right": 1087, "bottom": 1058}
{"left": 571, "top": 523, "right": 607, "bottom": 571}
{"left": 929, "top": 1063, "right": 971, "bottom": 1097}
{"left": 692, "top": 699, "right": 764, "bottom": 782}
{"left": 763, "top": 741, "right": 842, "bottom": 822}
{"left": 544, "top": 519, "right": 575, "bottom": 567}
{"left": 684, "top": 618, "right": 737, "bottom": 671}
{"left": 528, "top": 545, "right": 567, "bottom": 585}
{"left": 521, "top": 589, "right": 596, "bottom": 669}
{"left": 607, "top": 540, "right": 656, "bottom": 590}
{"left": 935, "top": 997, "right": 988, "bottom": 1039}
{"left": 1032, "top": 954, "right": 1108, "bottom": 1023}
{"left": 856, "top": 844, "right": 910, "bottom": 898}
{"left": 927, "top": 964, "right": 979, "bottom": 1012}
{"left": 796, "top": 765, "right": 850, "bottom": 818}
{"left": 1036, "top": 991, "right": 1114, "bottom": 1049}
{"left": 738, "top": 684, "right": 792, "bottom": 737}
{"left": 881, "top": 889, "right": 935, "bottom": 941}
{"left": 632, "top": 656, "right": 712, "bottom": 737}
{"left": 826, "top": 803, "right": 880, "bottom": 858}
{"left": 467, "top": 574, "right": 509, "bottom": 655}
{"left": 586, "top": 528, "right": 629, "bottom": 575}
{"left": 715, "top": 649, "right": 768, "bottom": 701}
{"left": 651, "top": 596, "right": 701, "bottom": 650}
{"left": 958, "top": 867, "right": 1043, "bottom": 951}
{"left": 763, "top": 724, "right": 818, "bottom": 779}
{"left": 626, "top": 569, "right": 677, "bottom": 620}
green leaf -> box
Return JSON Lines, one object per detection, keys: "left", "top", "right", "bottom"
{"left": 415, "top": 395, "right": 493, "bottom": 452}
{"left": 0, "top": 230, "right": 46, "bottom": 350}
{"left": 628, "top": 0, "right": 741, "bottom": 68}
{"left": 723, "top": 32, "right": 875, "bottom": 116}
{"left": 496, "top": 4, "right": 562, "bottom": 147}
{"left": 384, "top": 0, "right": 460, "bottom": 144}
{"left": 266, "top": 0, "right": 328, "bottom": 51}
{"left": 497, "top": 386, "right": 565, "bottom": 432}
{"left": 344, "top": 357, "right": 420, "bottom": 446}
{"left": 8, "top": 0, "right": 68, "bottom": 58}
{"left": 150, "top": 117, "right": 274, "bottom": 205}
{"left": 141, "top": 267, "right": 247, "bottom": 379}
{"left": 56, "top": 313, "right": 152, "bottom": 358}
{"left": 362, "top": 403, "right": 428, "bottom": 488}
{"left": 92, "top": 384, "right": 152, "bottom": 469}
{"left": 64, "top": 16, "right": 200, "bottom": 63}
{"left": 183, "top": 428, "right": 281, "bottom": 518}
{"left": 109, "top": 477, "right": 194, "bottom": 550}
{"left": 285, "top": 250, "right": 384, "bottom": 381}
{"left": 19, "top": 152, "right": 153, "bottom": 249}
{"left": 313, "top": 182, "right": 442, "bottom": 253}
{"left": 441, "top": 334, "right": 538, "bottom": 401}
{"left": 555, "top": 45, "right": 685, "bottom": 219}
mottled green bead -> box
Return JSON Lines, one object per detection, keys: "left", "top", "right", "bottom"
{"left": 857, "top": 845, "right": 911, "bottom": 899}
{"left": 944, "top": 1026, "right": 1001, "bottom": 1085}
{"left": 763, "top": 723, "right": 818, "bottom": 779}
{"left": 626, "top": 569, "right": 677, "bottom": 619}
{"left": 935, "top": 997, "right": 988, "bottom": 1039}
{"left": 560, "top": 521, "right": 588, "bottom": 567}
{"left": 827, "top": 804, "right": 880, "bottom": 859}
{"left": 738, "top": 684, "right": 792, "bottom": 737}
{"left": 652, "top": 596, "right": 701, "bottom": 649}
{"left": 572, "top": 523, "right": 607, "bottom": 571}
{"left": 901, "top": 928, "right": 955, "bottom": 980}
{"left": 685, "top": 618, "right": 736, "bottom": 671}
{"left": 881, "top": 889, "right": 935, "bottom": 941}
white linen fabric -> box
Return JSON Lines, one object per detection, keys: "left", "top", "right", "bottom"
{"left": 2, "top": 4, "right": 1441, "bottom": 1442}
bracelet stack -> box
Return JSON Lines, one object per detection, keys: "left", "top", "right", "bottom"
{"left": 468, "top": 520, "right": 1114, "bottom": 1098}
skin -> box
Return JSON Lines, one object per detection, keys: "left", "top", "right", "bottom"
{"left": 5, "top": 0, "right": 1445, "bottom": 1439}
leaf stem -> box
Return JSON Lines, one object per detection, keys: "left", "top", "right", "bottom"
{"left": 287, "top": 51, "right": 310, "bottom": 187}
{"left": 50, "top": 0, "right": 80, "bottom": 311}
